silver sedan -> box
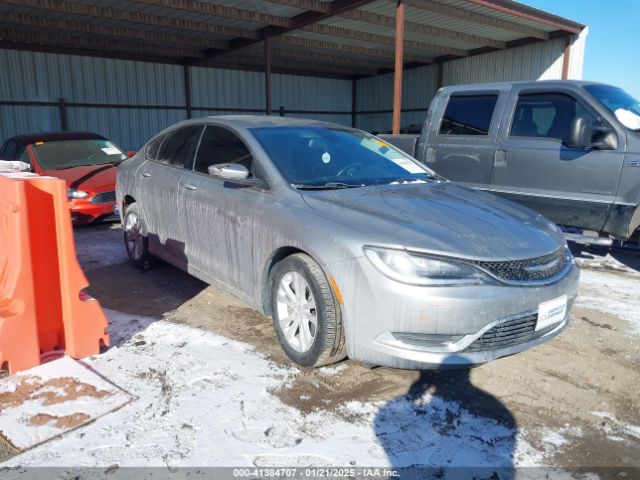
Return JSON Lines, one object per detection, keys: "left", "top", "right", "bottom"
{"left": 116, "top": 116, "right": 579, "bottom": 369}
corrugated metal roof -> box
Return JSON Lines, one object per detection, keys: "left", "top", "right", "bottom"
{"left": 0, "top": 0, "right": 584, "bottom": 77}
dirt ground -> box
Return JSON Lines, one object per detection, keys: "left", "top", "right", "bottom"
{"left": 2, "top": 222, "right": 639, "bottom": 468}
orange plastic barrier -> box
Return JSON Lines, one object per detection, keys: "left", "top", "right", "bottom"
{"left": 0, "top": 171, "right": 109, "bottom": 374}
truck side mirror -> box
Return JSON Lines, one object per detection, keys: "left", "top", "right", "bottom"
{"left": 565, "top": 115, "right": 593, "bottom": 149}
{"left": 591, "top": 129, "right": 618, "bottom": 150}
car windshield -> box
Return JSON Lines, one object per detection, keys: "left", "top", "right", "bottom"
{"left": 33, "top": 139, "right": 127, "bottom": 170}
{"left": 584, "top": 85, "right": 640, "bottom": 131}
{"left": 250, "top": 126, "right": 437, "bottom": 188}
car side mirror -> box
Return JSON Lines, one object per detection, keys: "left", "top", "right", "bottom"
{"left": 565, "top": 115, "right": 593, "bottom": 149}
{"left": 208, "top": 163, "right": 250, "bottom": 180}
{"left": 127, "top": 151, "right": 136, "bottom": 158}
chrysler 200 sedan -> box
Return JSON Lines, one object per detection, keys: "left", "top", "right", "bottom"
{"left": 116, "top": 116, "right": 579, "bottom": 370}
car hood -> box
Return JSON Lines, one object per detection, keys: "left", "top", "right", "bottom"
{"left": 42, "top": 164, "right": 117, "bottom": 192}
{"left": 300, "top": 182, "right": 565, "bottom": 261}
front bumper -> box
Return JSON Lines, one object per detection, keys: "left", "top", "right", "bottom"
{"left": 70, "top": 200, "right": 118, "bottom": 225}
{"left": 330, "top": 256, "right": 580, "bottom": 370}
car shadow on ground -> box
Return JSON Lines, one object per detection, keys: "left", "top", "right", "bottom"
{"left": 374, "top": 357, "right": 516, "bottom": 477}
{"left": 569, "top": 242, "right": 640, "bottom": 271}
{"left": 75, "top": 223, "right": 208, "bottom": 348}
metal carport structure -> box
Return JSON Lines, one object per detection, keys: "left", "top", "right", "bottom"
{"left": 0, "top": 0, "right": 585, "bottom": 147}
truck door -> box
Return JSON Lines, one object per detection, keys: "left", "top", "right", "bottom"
{"left": 492, "top": 88, "right": 625, "bottom": 231}
{"left": 424, "top": 91, "right": 503, "bottom": 190}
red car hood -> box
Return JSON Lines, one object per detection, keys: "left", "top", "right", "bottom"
{"left": 43, "top": 164, "right": 117, "bottom": 192}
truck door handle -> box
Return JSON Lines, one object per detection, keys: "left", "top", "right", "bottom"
{"left": 140, "top": 172, "right": 151, "bottom": 178}
{"left": 494, "top": 150, "right": 508, "bottom": 167}
{"left": 425, "top": 147, "right": 437, "bottom": 164}
{"left": 182, "top": 184, "right": 197, "bottom": 191}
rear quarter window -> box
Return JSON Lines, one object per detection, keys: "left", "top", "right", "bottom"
{"left": 439, "top": 94, "right": 499, "bottom": 136}
{"left": 145, "top": 135, "right": 164, "bottom": 161}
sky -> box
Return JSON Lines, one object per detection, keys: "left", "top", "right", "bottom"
{"left": 521, "top": 0, "right": 640, "bottom": 99}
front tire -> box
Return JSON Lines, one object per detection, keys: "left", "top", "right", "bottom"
{"left": 271, "top": 254, "right": 347, "bottom": 367}
{"left": 123, "top": 203, "right": 152, "bottom": 269}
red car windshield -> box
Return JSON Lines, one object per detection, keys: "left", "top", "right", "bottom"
{"left": 33, "top": 139, "right": 127, "bottom": 170}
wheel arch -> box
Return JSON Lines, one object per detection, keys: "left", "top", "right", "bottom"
{"left": 261, "top": 246, "right": 317, "bottom": 315}
{"left": 123, "top": 194, "right": 136, "bottom": 210}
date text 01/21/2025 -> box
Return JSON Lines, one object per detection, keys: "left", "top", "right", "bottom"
{"left": 232, "top": 468, "right": 400, "bottom": 477}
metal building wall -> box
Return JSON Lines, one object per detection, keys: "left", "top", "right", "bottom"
{"left": 0, "top": 49, "right": 353, "bottom": 150}
{"left": 355, "top": 35, "right": 586, "bottom": 133}
{"left": 441, "top": 37, "right": 567, "bottom": 84}
{"left": 272, "top": 73, "right": 352, "bottom": 125}
{"left": 356, "top": 65, "right": 439, "bottom": 133}
{"left": 0, "top": 49, "right": 187, "bottom": 149}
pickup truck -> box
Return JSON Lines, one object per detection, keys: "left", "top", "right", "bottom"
{"left": 380, "top": 80, "right": 640, "bottom": 244}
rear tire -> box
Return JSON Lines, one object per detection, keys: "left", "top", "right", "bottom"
{"left": 270, "top": 254, "right": 347, "bottom": 368}
{"left": 123, "top": 203, "right": 152, "bottom": 269}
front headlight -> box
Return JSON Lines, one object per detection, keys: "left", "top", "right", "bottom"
{"left": 363, "top": 246, "right": 492, "bottom": 286}
{"left": 67, "top": 188, "right": 88, "bottom": 199}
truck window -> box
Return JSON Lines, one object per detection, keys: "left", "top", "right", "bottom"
{"left": 439, "top": 94, "right": 498, "bottom": 136}
{"left": 510, "top": 93, "right": 600, "bottom": 140}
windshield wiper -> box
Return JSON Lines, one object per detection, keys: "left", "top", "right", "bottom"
{"left": 371, "top": 176, "right": 435, "bottom": 185}
{"left": 293, "top": 182, "right": 363, "bottom": 190}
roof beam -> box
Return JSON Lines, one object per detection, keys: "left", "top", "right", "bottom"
{"left": 0, "top": 13, "right": 228, "bottom": 50}
{"left": 266, "top": 0, "right": 507, "bottom": 48}
{"left": 339, "top": 8, "right": 507, "bottom": 48}
{"left": 274, "top": 35, "right": 433, "bottom": 63}
{"left": 399, "top": 0, "right": 549, "bottom": 40}
{"left": 132, "top": 0, "right": 292, "bottom": 28}
{"left": 0, "top": 28, "right": 203, "bottom": 59}
{"left": 203, "top": 0, "right": 378, "bottom": 59}
{"left": 206, "top": 55, "right": 374, "bottom": 78}
{"left": 244, "top": 44, "right": 395, "bottom": 69}
{"left": 464, "top": 0, "right": 582, "bottom": 34}
{"left": 0, "top": 0, "right": 258, "bottom": 39}
{"left": 263, "top": 0, "right": 330, "bottom": 13}
{"left": 301, "top": 23, "right": 468, "bottom": 57}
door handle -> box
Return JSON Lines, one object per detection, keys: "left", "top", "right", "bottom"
{"left": 140, "top": 172, "right": 151, "bottom": 178}
{"left": 182, "top": 184, "right": 197, "bottom": 191}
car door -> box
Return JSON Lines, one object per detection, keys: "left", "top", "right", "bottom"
{"left": 178, "top": 124, "right": 269, "bottom": 291}
{"left": 136, "top": 124, "right": 202, "bottom": 263}
{"left": 492, "top": 88, "right": 625, "bottom": 231}
{"left": 424, "top": 92, "right": 503, "bottom": 190}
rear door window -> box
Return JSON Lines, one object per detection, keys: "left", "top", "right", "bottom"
{"left": 439, "top": 94, "right": 499, "bottom": 136}
{"left": 156, "top": 125, "right": 203, "bottom": 168}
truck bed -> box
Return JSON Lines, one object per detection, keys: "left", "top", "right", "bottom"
{"left": 378, "top": 134, "right": 420, "bottom": 157}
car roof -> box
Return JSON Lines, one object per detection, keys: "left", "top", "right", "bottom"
{"left": 438, "top": 79, "right": 613, "bottom": 94}
{"left": 198, "top": 115, "right": 346, "bottom": 130}
{"left": 7, "top": 131, "right": 107, "bottom": 145}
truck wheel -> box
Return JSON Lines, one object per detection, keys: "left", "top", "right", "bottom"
{"left": 123, "top": 203, "right": 152, "bottom": 269}
{"left": 271, "top": 254, "right": 347, "bottom": 368}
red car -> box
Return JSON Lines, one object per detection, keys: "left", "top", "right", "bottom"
{"left": 0, "top": 131, "right": 132, "bottom": 225}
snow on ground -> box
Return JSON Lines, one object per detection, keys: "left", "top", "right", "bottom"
{"left": 5, "top": 309, "right": 550, "bottom": 469}
{"left": 576, "top": 268, "right": 640, "bottom": 334}
{"left": 590, "top": 411, "right": 640, "bottom": 443}
{"left": 0, "top": 357, "right": 132, "bottom": 450}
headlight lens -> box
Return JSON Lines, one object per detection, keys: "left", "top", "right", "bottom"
{"left": 67, "top": 188, "right": 88, "bottom": 199}
{"left": 364, "top": 246, "right": 492, "bottom": 286}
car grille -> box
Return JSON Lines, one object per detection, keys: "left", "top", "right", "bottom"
{"left": 464, "top": 314, "right": 560, "bottom": 352}
{"left": 468, "top": 249, "right": 570, "bottom": 283}
{"left": 90, "top": 191, "right": 115, "bottom": 204}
